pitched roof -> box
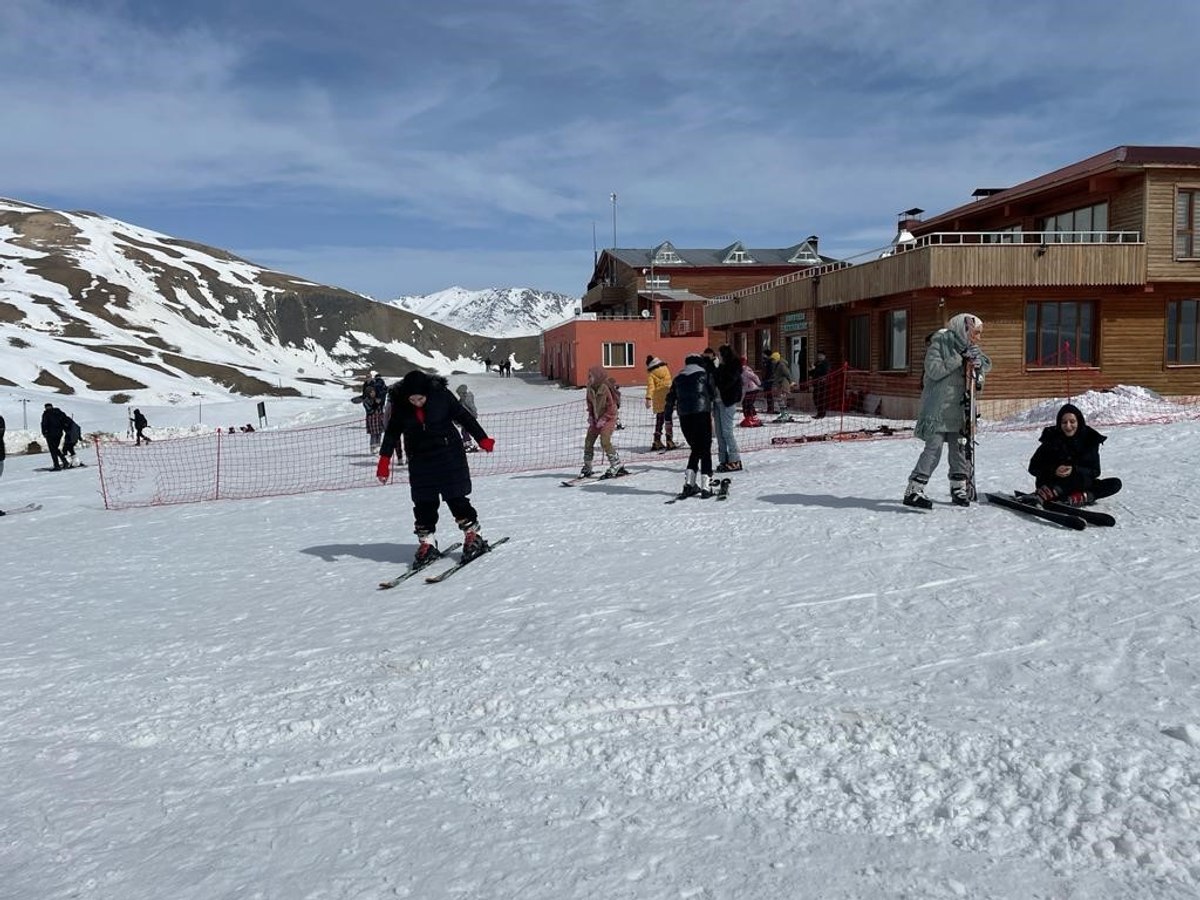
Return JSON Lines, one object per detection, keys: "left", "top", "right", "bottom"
{"left": 920, "top": 145, "right": 1200, "bottom": 229}
{"left": 606, "top": 244, "right": 830, "bottom": 268}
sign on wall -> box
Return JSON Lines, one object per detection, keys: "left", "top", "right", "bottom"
{"left": 782, "top": 311, "right": 809, "bottom": 333}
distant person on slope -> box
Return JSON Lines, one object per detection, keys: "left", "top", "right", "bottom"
{"left": 61, "top": 412, "right": 83, "bottom": 467}
{"left": 455, "top": 384, "right": 480, "bottom": 451}
{"left": 376, "top": 371, "right": 495, "bottom": 567}
{"left": 903, "top": 313, "right": 992, "bottom": 509}
{"left": 712, "top": 345, "right": 743, "bottom": 472}
{"left": 665, "top": 353, "right": 718, "bottom": 499}
{"left": 738, "top": 357, "right": 763, "bottom": 427}
{"left": 133, "top": 408, "right": 151, "bottom": 445}
{"left": 579, "top": 365, "right": 626, "bottom": 479}
{"left": 644, "top": 355, "right": 676, "bottom": 451}
{"left": 362, "top": 371, "right": 388, "bottom": 453}
{"left": 1027, "top": 403, "right": 1122, "bottom": 506}
{"left": 40, "top": 403, "right": 69, "bottom": 471}
{"left": 0, "top": 412, "right": 6, "bottom": 479}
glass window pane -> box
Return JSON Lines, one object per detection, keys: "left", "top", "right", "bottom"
{"left": 1040, "top": 303, "right": 1060, "bottom": 363}
{"left": 1183, "top": 301, "right": 1198, "bottom": 364}
{"left": 1025, "top": 304, "right": 1038, "bottom": 364}
{"left": 1078, "top": 302, "right": 1094, "bottom": 364}
{"left": 1167, "top": 301, "right": 1179, "bottom": 363}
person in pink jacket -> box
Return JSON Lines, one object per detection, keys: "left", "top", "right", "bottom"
{"left": 579, "top": 365, "right": 627, "bottom": 479}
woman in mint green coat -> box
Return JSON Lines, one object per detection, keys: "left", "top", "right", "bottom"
{"left": 903, "top": 313, "right": 991, "bottom": 508}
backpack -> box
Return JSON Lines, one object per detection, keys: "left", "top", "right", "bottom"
{"left": 66, "top": 419, "right": 82, "bottom": 444}
{"left": 606, "top": 377, "right": 622, "bottom": 409}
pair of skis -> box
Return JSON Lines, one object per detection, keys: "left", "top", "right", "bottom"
{"left": 1, "top": 502, "right": 42, "bottom": 517}
{"left": 377, "top": 537, "right": 510, "bottom": 589}
{"left": 960, "top": 356, "right": 982, "bottom": 501}
{"left": 985, "top": 492, "right": 1115, "bottom": 530}
{"left": 561, "top": 470, "right": 635, "bottom": 487}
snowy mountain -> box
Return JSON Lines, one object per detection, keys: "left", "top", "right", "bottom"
{"left": 389, "top": 286, "right": 579, "bottom": 337}
{"left": 0, "top": 198, "right": 536, "bottom": 405}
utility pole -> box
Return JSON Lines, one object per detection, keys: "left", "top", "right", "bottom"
{"left": 610, "top": 192, "right": 617, "bottom": 249}
{"left": 18, "top": 397, "right": 30, "bottom": 429}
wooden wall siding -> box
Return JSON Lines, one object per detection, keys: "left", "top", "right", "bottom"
{"left": 1108, "top": 178, "right": 1145, "bottom": 235}
{"left": 926, "top": 244, "right": 1147, "bottom": 289}
{"left": 1144, "top": 171, "right": 1200, "bottom": 281}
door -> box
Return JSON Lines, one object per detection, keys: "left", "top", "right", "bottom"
{"left": 789, "top": 336, "right": 807, "bottom": 386}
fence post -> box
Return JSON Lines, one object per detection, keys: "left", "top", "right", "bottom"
{"left": 215, "top": 428, "right": 222, "bottom": 501}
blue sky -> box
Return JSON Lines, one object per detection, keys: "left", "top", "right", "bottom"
{"left": 4, "top": 0, "right": 1198, "bottom": 299}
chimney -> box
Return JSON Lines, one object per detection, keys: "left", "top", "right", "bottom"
{"left": 897, "top": 208, "right": 924, "bottom": 234}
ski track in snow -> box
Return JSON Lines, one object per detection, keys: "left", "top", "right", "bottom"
{"left": 2, "top": 414, "right": 1200, "bottom": 899}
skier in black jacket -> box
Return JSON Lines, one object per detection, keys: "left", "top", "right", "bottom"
{"left": 40, "top": 404, "right": 69, "bottom": 470}
{"left": 665, "top": 353, "right": 718, "bottom": 498}
{"left": 376, "top": 371, "right": 495, "bottom": 566}
{"left": 1028, "top": 402, "right": 1122, "bottom": 506}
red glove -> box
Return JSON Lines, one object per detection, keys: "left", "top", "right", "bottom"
{"left": 376, "top": 456, "right": 391, "bottom": 482}
{"left": 478, "top": 437, "right": 495, "bottom": 453}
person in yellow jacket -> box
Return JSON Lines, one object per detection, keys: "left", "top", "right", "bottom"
{"left": 644, "top": 355, "right": 677, "bottom": 451}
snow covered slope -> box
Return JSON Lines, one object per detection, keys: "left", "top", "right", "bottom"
{"left": 3, "top": 377, "right": 1199, "bottom": 899}
{"left": 390, "top": 285, "right": 578, "bottom": 337}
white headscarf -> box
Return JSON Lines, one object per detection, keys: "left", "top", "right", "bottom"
{"left": 947, "top": 313, "right": 982, "bottom": 348}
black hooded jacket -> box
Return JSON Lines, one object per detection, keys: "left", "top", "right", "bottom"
{"left": 380, "top": 371, "right": 488, "bottom": 502}
{"left": 1027, "top": 403, "right": 1106, "bottom": 492}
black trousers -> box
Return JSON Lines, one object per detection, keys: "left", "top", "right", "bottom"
{"left": 413, "top": 495, "right": 478, "bottom": 535}
{"left": 679, "top": 411, "right": 713, "bottom": 476}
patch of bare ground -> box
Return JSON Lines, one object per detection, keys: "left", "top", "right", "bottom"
{"left": 0, "top": 300, "right": 25, "bottom": 323}
{"left": 0, "top": 375, "right": 15, "bottom": 387}
{"left": 33, "top": 370, "right": 74, "bottom": 393}
{"left": 160, "top": 353, "right": 302, "bottom": 396}
{"left": 66, "top": 363, "right": 148, "bottom": 391}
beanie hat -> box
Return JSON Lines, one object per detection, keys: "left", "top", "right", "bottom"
{"left": 770, "top": 351, "right": 781, "bottom": 361}
{"left": 455, "top": 384, "right": 468, "bottom": 396}
{"left": 398, "top": 370, "right": 433, "bottom": 398}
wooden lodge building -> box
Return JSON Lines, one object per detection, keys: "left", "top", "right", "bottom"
{"left": 540, "top": 239, "right": 828, "bottom": 386}
{"left": 704, "top": 145, "right": 1200, "bottom": 417}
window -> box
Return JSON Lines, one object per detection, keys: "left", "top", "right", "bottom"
{"left": 1176, "top": 190, "right": 1199, "bottom": 258}
{"left": 881, "top": 309, "right": 908, "bottom": 370}
{"left": 848, "top": 314, "right": 870, "bottom": 369}
{"left": 652, "top": 241, "right": 683, "bottom": 265}
{"left": 602, "top": 341, "right": 635, "bottom": 368}
{"left": 983, "top": 225, "right": 1023, "bottom": 244}
{"left": 1024, "top": 300, "right": 1096, "bottom": 366}
{"left": 646, "top": 273, "right": 671, "bottom": 288}
{"left": 1041, "top": 202, "right": 1108, "bottom": 243}
{"left": 1167, "top": 300, "right": 1199, "bottom": 364}
{"left": 722, "top": 242, "right": 755, "bottom": 264}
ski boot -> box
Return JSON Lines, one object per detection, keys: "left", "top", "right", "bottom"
{"left": 664, "top": 438, "right": 678, "bottom": 450}
{"left": 698, "top": 474, "right": 714, "bottom": 499}
{"left": 460, "top": 523, "right": 490, "bottom": 562}
{"left": 903, "top": 479, "right": 933, "bottom": 510}
{"left": 412, "top": 533, "right": 441, "bottom": 569}
{"left": 950, "top": 479, "right": 972, "bottom": 507}
{"left": 650, "top": 438, "right": 664, "bottom": 452}
{"left": 600, "top": 465, "right": 629, "bottom": 480}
